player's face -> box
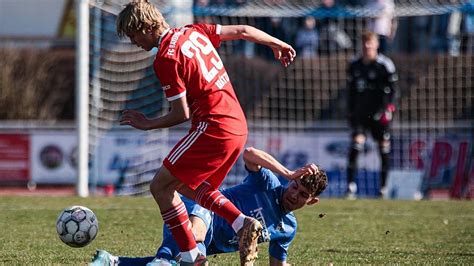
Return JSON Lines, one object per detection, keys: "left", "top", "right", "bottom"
{"left": 282, "top": 180, "right": 315, "bottom": 212}
{"left": 127, "top": 30, "right": 155, "bottom": 51}
{"left": 363, "top": 38, "right": 379, "bottom": 60}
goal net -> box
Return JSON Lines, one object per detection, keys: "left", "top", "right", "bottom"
{"left": 88, "top": 0, "right": 474, "bottom": 198}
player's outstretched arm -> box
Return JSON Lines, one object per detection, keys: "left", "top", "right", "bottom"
{"left": 120, "top": 96, "right": 190, "bottom": 130}
{"left": 243, "top": 147, "right": 294, "bottom": 178}
{"left": 243, "top": 147, "right": 318, "bottom": 181}
{"left": 219, "top": 25, "right": 296, "bottom": 67}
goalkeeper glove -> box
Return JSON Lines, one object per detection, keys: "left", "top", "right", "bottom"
{"left": 379, "top": 104, "right": 396, "bottom": 125}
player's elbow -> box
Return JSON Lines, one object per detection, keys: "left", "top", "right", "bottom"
{"left": 243, "top": 147, "right": 257, "bottom": 160}
{"left": 240, "top": 25, "right": 256, "bottom": 39}
{"left": 176, "top": 107, "right": 190, "bottom": 122}
{"left": 228, "top": 25, "right": 254, "bottom": 40}
{"left": 182, "top": 109, "right": 190, "bottom": 121}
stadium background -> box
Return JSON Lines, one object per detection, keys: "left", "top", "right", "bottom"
{"left": 0, "top": 0, "right": 472, "bottom": 200}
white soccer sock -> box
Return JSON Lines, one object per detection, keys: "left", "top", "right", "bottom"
{"left": 231, "top": 213, "right": 246, "bottom": 233}
{"left": 180, "top": 247, "right": 200, "bottom": 262}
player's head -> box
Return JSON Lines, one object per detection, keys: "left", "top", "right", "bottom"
{"left": 116, "top": 0, "right": 169, "bottom": 51}
{"left": 282, "top": 165, "right": 328, "bottom": 212}
{"left": 362, "top": 30, "right": 379, "bottom": 60}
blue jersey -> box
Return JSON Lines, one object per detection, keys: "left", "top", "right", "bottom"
{"left": 208, "top": 167, "right": 297, "bottom": 261}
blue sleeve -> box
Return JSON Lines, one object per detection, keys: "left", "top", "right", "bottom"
{"left": 268, "top": 227, "right": 296, "bottom": 262}
{"left": 242, "top": 167, "right": 281, "bottom": 191}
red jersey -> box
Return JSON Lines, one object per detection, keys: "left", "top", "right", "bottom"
{"left": 153, "top": 23, "right": 247, "bottom": 136}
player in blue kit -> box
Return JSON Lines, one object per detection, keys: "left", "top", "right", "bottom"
{"left": 91, "top": 147, "right": 328, "bottom": 266}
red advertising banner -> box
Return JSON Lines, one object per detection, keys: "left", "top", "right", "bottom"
{"left": 0, "top": 134, "right": 30, "bottom": 183}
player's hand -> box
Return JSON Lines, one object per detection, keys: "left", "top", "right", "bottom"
{"left": 120, "top": 109, "right": 150, "bottom": 130}
{"left": 289, "top": 163, "right": 318, "bottom": 180}
{"left": 272, "top": 42, "right": 296, "bottom": 67}
{"left": 379, "top": 104, "right": 396, "bottom": 125}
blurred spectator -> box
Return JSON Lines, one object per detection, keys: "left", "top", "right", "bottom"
{"left": 462, "top": 1, "right": 474, "bottom": 53}
{"left": 194, "top": 0, "right": 214, "bottom": 24}
{"left": 195, "top": 0, "right": 209, "bottom": 6}
{"left": 263, "top": 0, "right": 286, "bottom": 4}
{"left": 366, "top": 0, "right": 397, "bottom": 53}
{"left": 233, "top": 0, "right": 247, "bottom": 6}
{"left": 429, "top": 10, "right": 462, "bottom": 56}
{"left": 345, "top": 0, "right": 368, "bottom": 6}
{"left": 447, "top": 10, "right": 462, "bottom": 56}
{"left": 210, "top": 0, "right": 227, "bottom": 6}
{"left": 294, "top": 16, "right": 319, "bottom": 58}
{"left": 314, "top": 0, "right": 352, "bottom": 55}
{"left": 414, "top": 16, "right": 431, "bottom": 53}
{"left": 255, "top": 17, "right": 296, "bottom": 60}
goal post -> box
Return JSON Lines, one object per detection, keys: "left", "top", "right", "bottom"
{"left": 76, "top": 0, "right": 90, "bottom": 197}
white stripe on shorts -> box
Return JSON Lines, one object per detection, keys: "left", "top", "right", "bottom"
{"left": 168, "top": 122, "right": 208, "bottom": 164}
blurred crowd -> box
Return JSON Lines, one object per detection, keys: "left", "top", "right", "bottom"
{"left": 194, "top": 0, "right": 474, "bottom": 58}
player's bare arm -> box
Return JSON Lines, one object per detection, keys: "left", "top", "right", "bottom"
{"left": 120, "top": 96, "right": 190, "bottom": 130}
{"left": 243, "top": 147, "right": 318, "bottom": 180}
{"left": 243, "top": 147, "right": 304, "bottom": 180}
{"left": 219, "top": 25, "right": 296, "bottom": 67}
{"left": 243, "top": 147, "right": 293, "bottom": 176}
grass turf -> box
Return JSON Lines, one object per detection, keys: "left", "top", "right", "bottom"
{"left": 0, "top": 196, "right": 473, "bottom": 265}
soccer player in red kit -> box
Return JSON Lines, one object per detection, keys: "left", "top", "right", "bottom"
{"left": 116, "top": 1, "right": 296, "bottom": 265}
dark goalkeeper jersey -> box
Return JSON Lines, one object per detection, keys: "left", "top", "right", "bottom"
{"left": 347, "top": 54, "right": 398, "bottom": 120}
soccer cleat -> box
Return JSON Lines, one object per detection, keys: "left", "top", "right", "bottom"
{"left": 345, "top": 182, "right": 357, "bottom": 200}
{"left": 237, "top": 217, "right": 263, "bottom": 266}
{"left": 379, "top": 186, "right": 388, "bottom": 199}
{"left": 178, "top": 253, "right": 208, "bottom": 266}
{"left": 90, "top": 249, "right": 119, "bottom": 266}
{"left": 146, "top": 257, "right": 178, "bottom": 266}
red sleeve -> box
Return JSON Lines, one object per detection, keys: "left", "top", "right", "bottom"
{"left": 191, "top": 23, "right": 221, "bottom": 48}
{"left": 154, "top": 58, "right": 186, "bottom": 101}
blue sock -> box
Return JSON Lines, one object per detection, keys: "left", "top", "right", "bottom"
{"left": 117, "top": 256, "right": 154, "bottom": 266}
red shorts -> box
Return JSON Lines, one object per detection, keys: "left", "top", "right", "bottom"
{"left": 163, "top": 122, "right": 247, "bottom": 190}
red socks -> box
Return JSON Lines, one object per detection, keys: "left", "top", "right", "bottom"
{"left": 194, "top": 182, "right": 242, "bottom": 225}
{"left": 161, "top": 201, "right": 196, "bottom": 252}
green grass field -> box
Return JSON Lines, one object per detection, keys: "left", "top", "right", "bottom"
{"left": 1, "top": 196, "right": 473, "bottom": 265}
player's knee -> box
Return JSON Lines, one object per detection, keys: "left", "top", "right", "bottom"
{"left": 190, "top": 216, "right": 207, "bottom": 242}
{"left": 149, "top": 176, "right": 160, "bottom": 197}
{"left": 150, "top": 169, "right": 174, "bottom": 197}
{"left": 351, "top": 141, "right": 364, "bottom": 152}
{"left": 379, "top": 141, "right": 391, "bottom": 154}
{"left": 353, "top": 134, "right": 366, "bottom": 144}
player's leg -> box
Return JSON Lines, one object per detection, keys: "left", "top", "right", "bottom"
{"left": 154, "top": 196, "right": 213, "bottom": 264}
{"left": 371, "top": 122, "right": 392, "bottom": 197}
{"left": 176, "top": 134, "right": 249, "bottom": 229}
{"left": 174, "top": 133, "right": 262, "bottom": 264}
{"left": 158, "top": 127, "right": 245, "bottom": 263}
{"left": 165, "top": 131, "right": 245, "bottom": 226}
{"left": 149, "top": 167, "right": 204, "bottom": 264}
{"left": 347, "top": 125, "right": 366, "bottom": 198}
{"left": 180, "top": 181, "right": 263, "bottom": 265}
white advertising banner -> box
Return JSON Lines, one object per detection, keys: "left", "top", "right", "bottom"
{"left": 95, "top": 131, "right": 173, "bottom": 185}
{"left": 315, "top": 132, "right": 380, "bottom": 171}
{"left": 30, "top": 132, "right": 77, "bottom": 184}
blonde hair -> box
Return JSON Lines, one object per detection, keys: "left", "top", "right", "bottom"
{"left": 362, "top": 30, "right": 379, "bottom": 43}
{"left": 116, "top": 0, "right": 169, "bottom": 38}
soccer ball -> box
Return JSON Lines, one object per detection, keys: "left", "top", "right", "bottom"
{"left": 56, "top": 205, "right": 99, "bottom": 247}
